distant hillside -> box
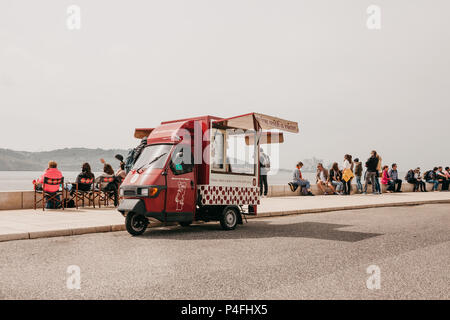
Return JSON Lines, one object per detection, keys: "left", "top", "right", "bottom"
{"left": 0, "top": 148, "right": 130, "bottom": 171}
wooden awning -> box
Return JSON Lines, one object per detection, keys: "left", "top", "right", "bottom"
{"left": 134, "top": 128, "right": 155, "bottom": 139}
{"left": 213, "top": 113, "right": 299, "bottom": 133}
{"left": 245, "top": 132, "right": 285, "bottom": 145}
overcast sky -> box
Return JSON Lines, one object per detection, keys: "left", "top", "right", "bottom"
{"left": 1, "top": 0, "right": 449, "bottom": 170}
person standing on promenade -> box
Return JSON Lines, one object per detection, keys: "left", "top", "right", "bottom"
{"left": 288, "top": 162, "right": 314, "bottom": 196}
{"left": 342, "top": 154, "right": 354, "bottom": 195}
{"left": 354, "top": 158, "right": 363, "bottom": 193}
{"left": 363, "top": 151, "right": 379, "bottom": 194}
{"left": 375, "top": 151, "right": 382, "bottom": 194}
{"left": 329, "top": 162, "right": 344, "bottom": 195}
{"left": 316, "top": 163, "right": 335, "bottom": 195}
{"left": 388, "top": 163, "right": 403, "bottom": 192}
{"left": 259, "top": 148, "right": 270, "bottom": 197}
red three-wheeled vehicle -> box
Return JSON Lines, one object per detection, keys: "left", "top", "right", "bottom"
{"left": 118, "top": 113, "right": 299, "bottom": 235}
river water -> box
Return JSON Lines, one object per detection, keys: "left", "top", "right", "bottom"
{"left": 0, "top": 170, "right": 318, "bottom": 191}
{"left": 0, "top": 170, "right": 411, "bottom": 191}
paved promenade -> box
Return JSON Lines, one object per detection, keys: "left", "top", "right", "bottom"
{"left": 1, "top": 204, "right": 449, "bottom": 299}
{"left": 0, "top": 192, "right": 449, "bottom": 242}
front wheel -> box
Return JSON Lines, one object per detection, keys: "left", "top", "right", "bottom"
{"left": 179, "top": 221, "right": 192, "bottom": 227}
{"left": 125, "top": 212, "right": 148, "bottom": 236}
{"left": 220, "top": 207, "right": 238, "bottom": 230}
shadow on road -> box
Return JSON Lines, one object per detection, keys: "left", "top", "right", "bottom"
{"left": 138, "top": 221, "right": 382, "bottom": 242}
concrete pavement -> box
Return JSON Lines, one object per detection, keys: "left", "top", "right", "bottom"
{"left": 0, "top": 191, "right": 449, "bottom": 242}
{"left": 0, "top": 204, "right": 448, "bottom": 299}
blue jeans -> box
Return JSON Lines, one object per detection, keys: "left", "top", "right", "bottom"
{"left": 331, "top": 181, "right": 343, "bottom": 192}
{"left": 45, "top": 194, "right": 61, "bottom": 209}
{"left": 356, "top": 176, "right": 363, "bottom": 192}
{"left": 427, "top": 180, "right": 439, "bottom": 191}
{"left": 293, "top": 179, "right": 310, "bottom": 189}
{"left": 375, "top": 176, "right": 381, "bottom": 193}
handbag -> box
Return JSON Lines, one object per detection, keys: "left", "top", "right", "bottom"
{"left": 342, "top": 169, "right": 354, "bottom": 182}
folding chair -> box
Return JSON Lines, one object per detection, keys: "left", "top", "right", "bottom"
{"left": 67, "top": 178, "right": 94, "bottom": 209}
{"left": 92, "top": 177, "right": 118, "bottom": 208}
{"left": 34, "top": 177, "right": 65, "bottom": 211}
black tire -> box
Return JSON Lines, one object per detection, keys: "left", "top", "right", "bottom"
{"left": 179, "top": 221, "right": 192, "bottom": 227}
{"left": 220, "top": 207, "right": 238, "bottom": 230}
{"left": 125, "top": 212, "right": 148, "bottom": 236}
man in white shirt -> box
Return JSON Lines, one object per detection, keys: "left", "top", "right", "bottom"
{"left": 259, "top": 148, "right": 270, "bottom": 197}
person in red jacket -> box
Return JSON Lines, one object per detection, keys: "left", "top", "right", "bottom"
{"left": 36, "top": 161, "right": 63, "bottom": 193}
{"left": 381, "top": 165, "right": 394, "bottom": 193}
{"left": 34, "top": 161, "right": 64, "bottom": 209}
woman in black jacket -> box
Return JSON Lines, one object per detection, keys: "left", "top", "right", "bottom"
{"left": 74, "top": 163, "right": 95, "bottom": 192}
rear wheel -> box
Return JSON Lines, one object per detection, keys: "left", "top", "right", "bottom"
{"left": 220, "top": 207, "right": 238, "bottom": 230}
{"left": 179, "top": 221, "right": 192, "bottom": 227}
{"left": 125, "top": 212, "right": 148, "bottom": 236}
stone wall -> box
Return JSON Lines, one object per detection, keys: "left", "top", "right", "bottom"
{"left": 0, "top": 182, "right": 443, "bottom": 210}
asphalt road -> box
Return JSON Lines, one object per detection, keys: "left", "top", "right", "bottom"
{"left": 0, "top": 204, "right": 449, "bottom": 299}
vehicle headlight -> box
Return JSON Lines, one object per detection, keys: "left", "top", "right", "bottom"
{"left": 148, "top": 187, "right": 158, "bottom": 197}
{"left": 139, "top": 187, "right": 159, "bottom": 197}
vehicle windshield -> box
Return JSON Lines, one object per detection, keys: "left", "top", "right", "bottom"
{"left": 132, "top": 144, "right": 173, "bottom": 172}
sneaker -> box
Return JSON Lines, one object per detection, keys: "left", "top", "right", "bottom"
{"left": 323, "top": 192, "right": 328, "bottom": 195}
{"left": 307, "top": 192, "right": 314, "bottom": 196}
{"left": 288, "top": 183, "right": 294, "bottom": 192}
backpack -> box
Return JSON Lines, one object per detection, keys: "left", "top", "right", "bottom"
{"left": 405, "top": 170, "right": 414, "bottom": 181}
{"left": 63, "top": 199, "right": 75, "bottom": 208}
{"left": 423, "top": 170, "right": 433, "bottom": 181}
{"left": 301, "top": 187, "right": 309, "bottom": 196}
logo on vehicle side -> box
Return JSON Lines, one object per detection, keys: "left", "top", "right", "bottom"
{"left": 175, "top": 182, "right": 187, "bottom": 211}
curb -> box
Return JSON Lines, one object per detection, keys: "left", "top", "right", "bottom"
{"left": 0, "top": 224, "right": 126, "bottom": 243}
{"left": 250, "top": 199, "right": 450, "bottom": 219}
{"left": 0, "top": 199, "right": 449, "bottom": 243}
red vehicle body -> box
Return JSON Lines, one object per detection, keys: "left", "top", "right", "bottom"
{"left": 118, "top": 113, "right": 298, "bottom": 235}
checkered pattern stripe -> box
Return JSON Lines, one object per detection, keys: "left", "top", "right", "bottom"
{"left": 198, "top": 185, "right": 260, "bottom": 206}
